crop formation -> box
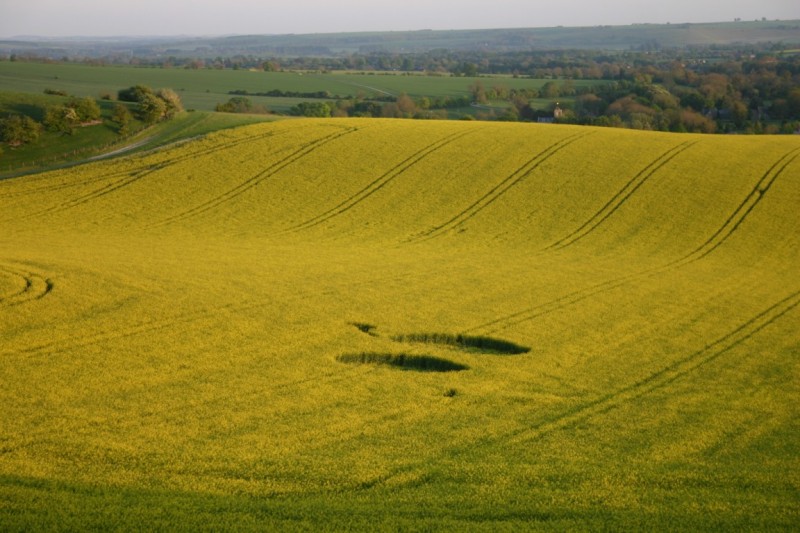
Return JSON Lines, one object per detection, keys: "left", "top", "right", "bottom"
{"left": 1, "top": 118, "right": 798, "bottom": 530}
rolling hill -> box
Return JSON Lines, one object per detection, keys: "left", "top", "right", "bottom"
{"left": 1, "top": 118, "right": 798, "bottom": 529}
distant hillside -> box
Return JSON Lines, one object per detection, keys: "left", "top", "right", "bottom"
{"left": 3, "top": 19, "right": 800, "bottom": 59}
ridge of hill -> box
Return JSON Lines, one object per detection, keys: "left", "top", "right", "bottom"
{"left": 2, "top": 19, "right": 800, "bottom": 58}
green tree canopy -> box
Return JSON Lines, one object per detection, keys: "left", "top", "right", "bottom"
{"left": 290, "top": 102, "right": 331, "bottom": 117}
{"left": 111, "top": 104, "right": 132, "bottom": 135}
{"left": 137, "top": 92, "right": 166, "bottom": 124}
{"left": 0, "top": 115, "right": 42, "bottom": 145}
{"left": 156, "top": 89, "right": 183, "bottom": 119}
{"left": 43, "top": 105, "right": 79, "bottom": 135}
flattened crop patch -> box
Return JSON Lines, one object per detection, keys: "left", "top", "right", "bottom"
{"left": 391, "top": 332, "right": 530, "bottom": 355}
{"left": 335, "top": 352, "right": 468, "bottom": 372}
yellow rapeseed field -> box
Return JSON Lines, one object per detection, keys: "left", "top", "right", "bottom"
{"left": 1, "top": 118, "right": 798, "bottom": 529}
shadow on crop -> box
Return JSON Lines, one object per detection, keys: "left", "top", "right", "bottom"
{"left": 391, "top": 333, "right": 530, "bottom": 355}
{"left": 335, "top": 352, "right": 468, "bottom": 372}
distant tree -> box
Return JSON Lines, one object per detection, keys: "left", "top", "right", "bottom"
{"left": 396, "top": 93, "right": 417, "bottom": 117}
{"left": 118, "top": 85, "right": 154, "bottom": 103}
{"left": 118, "top": 85, "right": 182, "bottom": 123}
{"left": 469, "top": 80, "right": 487, "bottom": 103}
{"left": 43, "top": 105, "right": 79, "bottom": 135}
{"left": 70, "top": 97, "right": 101, "bottom": 122}
{"left": 0, "top": 115, "right": 42, "bottom": 145}
{"left": 215, "top": 97, "right": 268, "bottom": 114}
{"left": 540, "top": 81, "right": 560, "bottom": 98}
{"left": 156, "top": 88, "right": 183, "bottom": 119}
{"left": 137, "top": 92, "right": 166, "bottom": 124}
{"left": 111, "top": 104, "right": 132, "bottom": 135}
{"left": 677, "top": 109, "right": 717, "bottom": 133}
{"left": 290, "top": 102, "right": 331, "bottom": 117}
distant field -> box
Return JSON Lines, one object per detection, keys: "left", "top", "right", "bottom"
{"left": 3, "top": 20, "right": 799, "bottom": 56}
{"left": 1, "top": 119, "right": 798, "bottom": 529}
{"left": 0, "top": 61, "right": 589, "bottom": 113}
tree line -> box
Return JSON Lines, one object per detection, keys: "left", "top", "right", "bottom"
{"left": 0, "top": 85, "right": 183, "bottom": 151}
{"left": 200, "top": 45, "right": 800, "bottom": 133}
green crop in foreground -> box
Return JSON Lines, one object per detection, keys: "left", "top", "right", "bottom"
{"left": 0, "top": 118, "right": 798, "bottom": 530}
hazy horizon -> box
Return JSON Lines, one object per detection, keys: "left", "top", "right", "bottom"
{"left": 1, "top": 0, "right": 798, "bottom": 39}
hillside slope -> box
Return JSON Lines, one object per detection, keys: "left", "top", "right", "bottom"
{"left": 1, "top": 119, "right": 799, "bottom": 529}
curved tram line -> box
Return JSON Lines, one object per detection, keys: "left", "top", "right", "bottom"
{"left": 465, "top": 146, "right": 800, "bottom": 335}
{"left": 0, "top": 265, "right": 53, "bottom": 307}
{"left": 285, "top": 129, "right": 475, "bottom": 233}
{"left": 547, "top": 140, "right": 697, "bottom": 250}
{"left": 12, "top": 128, "right": 296, "bottom": 222}
{"left": 355, "top": 287, "right": 800, "bottom": 492}
{"left": 411, "top": 131, "right": 593, "bottom": 242}
{"left": 148, "top": 126, "right": 360, "bottom": 229}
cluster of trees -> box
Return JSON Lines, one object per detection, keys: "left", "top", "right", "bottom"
{"left": 286, "top": 95, "right": 463, "bottom": 119}
{"left": 215, "top": 96, "right": 269, "bottom": 114}
{"left": 42, "top": 96, "right": 101, "bottom": 135}
{"left": 1, "top": 86, "right": 184, "bottom": 154}
{"left": 211, "top": 46, "right": 800, "bottom": 132}
{"left": 503, "top": 58, "right": 800, "bottom": 133}
{"left": 117, "top": 85, "right": 183, "bottom": 124}
{"left": 0, "top": 114, "right": 42, "bottom": 147}
{"left": 0, "top": 95, "right": 108, "bottom": 150}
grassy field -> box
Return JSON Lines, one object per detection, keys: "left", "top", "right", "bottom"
{"left": 0, "top": 61, "right": 590, "bottom": 113}
{"left": 1, "top": 118, "right": 798, "bottom": 530}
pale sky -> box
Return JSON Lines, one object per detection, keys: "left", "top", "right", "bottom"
{"left": 1, "top": 0, "right": 798, "bottom": 38}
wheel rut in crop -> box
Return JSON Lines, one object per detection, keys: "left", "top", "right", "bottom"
{"left": 10, "top": 129, "right": 291, "bottom": 221}
{"left": 503, "top": 288, "right": 800, "bottom": 445}
{"left": 411, "top": 131, "right": 592, "bottom": 241}
{"left": 359, "top": 289, "right": 800, "bottom": 491}
{"left": 286, "top": 130, "right": 473, "bottom": 233}
{"left": 547, "top": 140, "right": 697, "bottom": 250}
{"left": 149, "top": 127, "right": 358, "bottom": 228}
{"left": 685, "top": 146, "right": 800, "bottom": 261}
{"left": 0, "top": 265, "right": 53, "bottom": 307}
{"left": 466, "top": 146, "right": 799, "bottom": 335}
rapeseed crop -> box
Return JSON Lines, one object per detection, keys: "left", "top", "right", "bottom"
{"left": 1, "top": 118, "right": 798, "bottom": 530}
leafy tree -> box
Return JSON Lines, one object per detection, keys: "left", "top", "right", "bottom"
{"left": 118, "top": 85, "right": 154, "bottom": 103}
{"left": 469, "top": 80, "right": 487, "bottom": 103}
{"left": 70, "top": 97, "right": 101, "bottom": 122}
{"left": 290, "top": 102, "right": 331, "bottom": 117}
{"left": 44, "top": 105, "right": 79, "bottom": 135}
{"left": 156, "top": 88, "right": 183, "bottom": 119}
{"left": 540, "top": 81, "right": 561, "bottom": 98}
{"left": 118, "top": 85, "right": 182, "bottom": 123}
{"left": 0, "top": 115, "right": 42, "bottom": 145}
{"left": 111, "top": 104, "right": 132, "bottom": 135}
{"left": 137, "top": 92, "right": 166, "bottom": 124}
{"left": 215, "top": 97, "right": 268, "bottom": 114}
